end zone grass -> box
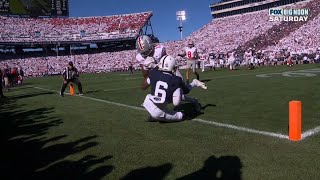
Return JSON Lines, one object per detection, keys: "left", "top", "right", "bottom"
{"left": 1, "top": 64, "right": 320, "bottom": 179}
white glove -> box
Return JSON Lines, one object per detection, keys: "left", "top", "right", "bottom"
{"left": 143, "top": 56, "right": 157, "bottom": 70}
{"left": 190, "top": 79, "right": 207, "bottom": 90}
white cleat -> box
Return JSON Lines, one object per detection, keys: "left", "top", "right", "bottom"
{"left": 192, "top": 79, "right": 207, "bottom": 90}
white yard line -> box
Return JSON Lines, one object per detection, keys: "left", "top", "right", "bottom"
{"left": 302, "top": 126, "right": 320, "bottom": 139}
{"left": 26, "top": 85, "right": 320, "bottom": 140}
{"left": 24, "top": 67, "right": 320, "bottom": 140}
{"left": 192, "top": 118, "right": 289, "bottom": 139}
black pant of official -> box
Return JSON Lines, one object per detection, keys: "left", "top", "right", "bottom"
{"left": 60, "top": 78, "right": 83, "bottom": 95}
{"left": 0, "top": 78, "right": 4, "bottom": 98}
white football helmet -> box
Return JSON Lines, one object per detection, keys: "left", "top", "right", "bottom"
{"left": 136, "top": 35, "right": 155, "bottom": 58}
{"left": 158, "top": 55, "right": 176, "bottom": 72}
{"left": 188, "top": 41, "right": 195, "bottom": 48}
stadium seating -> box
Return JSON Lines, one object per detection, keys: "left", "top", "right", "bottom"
{"left": 264, "top": 0, "right": 320, "bottom": 53}
{"left": 0, "top": 12, "right": 152, "bottom": 43}
{"left": 1, "top": 0, "right": 320, "bottom": 76}
{"left": 165, "top": 1, "right": 310, "bottom": 57}
{"left": 0, "top": 50, "right": 138, "bottom": 77}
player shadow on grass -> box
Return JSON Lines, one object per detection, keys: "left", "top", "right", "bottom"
{"left": 177, "top": 155, "right": 242, "bottom": 180}
{"left": 201, "top": 79, "right": 212, "bottom": 83}
{"left": 119, "top": 155, "right": 242, "bottom": 180}
{"left": 120, "top": 163, "right": 173, "bottom": 180}
{"left": 201, "top": 104, "right": 217, "bottom": 110}
{"left": 173, "top": 103, "right": 216, "bottom": 120}
{"left": 85, "top": 90, "right": 103, "bottom": 94}
{"left": 173, "top": 102, "right": 203, "bottom": 119}
{"left": 0, "top": 92, "right": 114, "bottom": 179}
{"left": 9, "top": 92, "right": 55, "bottom": 100}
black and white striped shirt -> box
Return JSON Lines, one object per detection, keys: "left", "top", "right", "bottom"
{"left": 62, "top": 67, "right": 79, "bottom": 80}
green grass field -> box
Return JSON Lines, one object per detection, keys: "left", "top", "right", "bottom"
{"left": 1, "top": 64, "right": 320, "bottom": 179}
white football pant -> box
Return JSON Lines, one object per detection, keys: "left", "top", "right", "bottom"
{"left": 143, "top": 94, "right": 183, "bottom": 121}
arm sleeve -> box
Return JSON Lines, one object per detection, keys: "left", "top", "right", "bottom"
{"left": 136, "top": 54, "right": 144, "bottom": 65}
{"left": 74, "top": 68, "right": 79, "bottom": 77}
{"left": 180, "top": 78, "right": 191, "bottom": 94}
{"left": 62, "top": 68, "right": 66, "bottom": 77}
{"left": 172, "top": 88, "right": 182, "bottom": 106}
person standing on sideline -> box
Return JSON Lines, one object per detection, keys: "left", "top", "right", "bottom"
{"left": 60, "top": 61, "right": 83, "bottom": 97}
{"left": 128, "top": 61, "right": 134, "bottom": 75}
{"left": 0, "top": 68, "right": 5, "bottom": 98}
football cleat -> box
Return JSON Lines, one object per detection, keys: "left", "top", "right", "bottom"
{"left": 192, "top": 98, "right": 202, "bottom": 113}
{"left": 192, "top": 79, "right": 207, "bottom": 90}
{"left": 78, "top": 93, "right": 84, "bottom": 96}
{"left": 60, "top": 92, "right": 64, "bottom": 97}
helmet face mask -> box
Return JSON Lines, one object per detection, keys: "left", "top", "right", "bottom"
{"left": 140, "top": 46, "right": 155, "bottom": 58}
{"left": 188, "top": 41, "right": 194, "bottom": 48}
{"left": 136, "top": 35, "right": 155, "bottom": 58}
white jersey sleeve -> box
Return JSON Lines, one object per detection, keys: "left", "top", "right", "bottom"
{"left": 153, "top": 45, "right": 166, "bottom": 63}
{"left": 136, "top": 53, "right": 157, "bottom": 70}
{"left": 136, "top": 53, "right": 145, "bottom": 65}
{"left": 172, "top": 88, "right": 182, "bottom": 106}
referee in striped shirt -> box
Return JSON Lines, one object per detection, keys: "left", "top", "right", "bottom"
{"left": 60, "top": 61, "right": 83, "bottom": 97}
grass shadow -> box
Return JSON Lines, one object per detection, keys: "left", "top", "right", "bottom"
{"left": 0, "top": 91, "right": 113, "bottom": 179}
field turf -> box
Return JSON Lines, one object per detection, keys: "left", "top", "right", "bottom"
{"left": 1, "top": 64, "right": 320, "bottom": 179}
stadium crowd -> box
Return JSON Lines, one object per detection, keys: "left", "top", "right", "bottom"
{"left": 0, "top": 12, "right": 151, "bottom": 43}
{"left": 0, "top": 50, "right": 139, "bottom": 77}
{"left": 1, "top": 0, "right": 320, "bottom": 78}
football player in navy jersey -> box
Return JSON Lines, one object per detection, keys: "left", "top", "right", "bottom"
{"left": 136, "top": 35, "right": 207, "bottom": 112}
{"left": 141, "top": 55, "right": 207, "bottom": 122}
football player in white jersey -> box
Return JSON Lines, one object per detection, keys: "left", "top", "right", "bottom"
{"left": 199, "top": 50, "right": 207, "bottom": 72}
{"left": 227, "top": 51, "right": 236, "bottom": 71}
{"left": 178, "top": 41, "right": 200, "bottom": 83}
{"left": 135, "top": 35, "right": 167, "bottom": 78}
{"left": 244, "top": 49, "right": 253, "bottom": 66}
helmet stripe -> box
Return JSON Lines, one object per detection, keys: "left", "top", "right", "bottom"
{"left": 138, "top": 36, "right": 144, "bottom": 51}
{"left": 162, "top": 55, "right": 168, "bottom": 69}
